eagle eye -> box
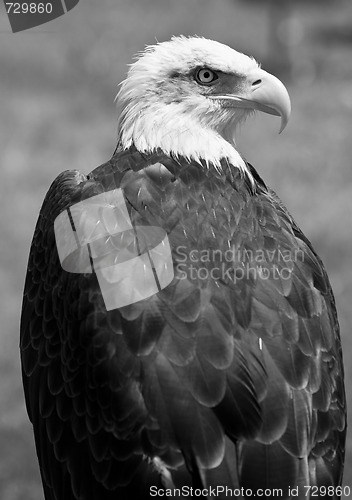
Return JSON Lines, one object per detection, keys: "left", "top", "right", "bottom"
{"left": 195, "top": 68, "right": 219, "bottom": 85}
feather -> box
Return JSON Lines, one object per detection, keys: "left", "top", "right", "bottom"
{"left": 280, "top": 389, "right": 312, "bottom": 457}
{"left": 239, "top": 440, "right": 299, "bottom": 498}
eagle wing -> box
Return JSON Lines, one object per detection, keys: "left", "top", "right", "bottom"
{"left": 20, "top": 161, "right": 162, "bottom": 499}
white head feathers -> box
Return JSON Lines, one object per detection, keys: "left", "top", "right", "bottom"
{"left": 116, "top": 36, "right": 290, "bottom": 173}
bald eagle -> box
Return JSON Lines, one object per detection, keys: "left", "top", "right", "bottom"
{"left": 21, "top": 36, "right": 346, "bottom": 500}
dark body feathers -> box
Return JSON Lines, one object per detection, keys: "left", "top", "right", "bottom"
{"left": 20, "top": 148, "right": 346, "bottom": 499}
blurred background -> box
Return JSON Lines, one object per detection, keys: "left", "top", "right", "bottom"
{"left": 1, "top": 0, "right": 351, "bottom": 498}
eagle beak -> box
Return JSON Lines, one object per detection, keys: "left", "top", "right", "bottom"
{"left": 213, "top": 69, "right": 291, "bottom": 133}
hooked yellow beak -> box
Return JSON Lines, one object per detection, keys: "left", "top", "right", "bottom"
{"left": 210, "top": 68, "right": 291, "bottom": 133}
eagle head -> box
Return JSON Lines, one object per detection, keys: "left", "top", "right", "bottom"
{"left": 116, "top": 36, "right": 291, "bottom": 171}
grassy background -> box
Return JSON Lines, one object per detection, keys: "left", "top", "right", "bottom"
{"left": 0, "top": 0, "right": 351, "bottom": 498}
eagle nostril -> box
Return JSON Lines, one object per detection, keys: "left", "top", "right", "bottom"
{"left": 252, "top": 79, "right": 262, "bottom": 86}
